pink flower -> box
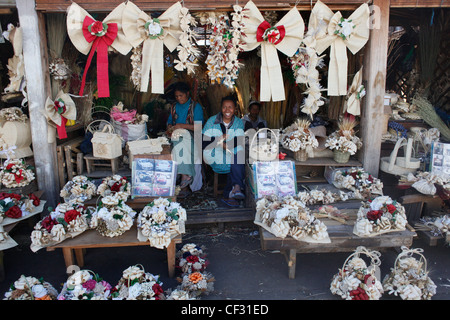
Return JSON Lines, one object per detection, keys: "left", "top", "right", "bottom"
{"left": 90, "top": 21, "right": 104, "bottom": 34}
{"left": 82, "top": 279, "right": 97, "bottom": 291}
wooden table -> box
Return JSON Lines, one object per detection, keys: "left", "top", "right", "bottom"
{"left": 259, "top": 210, "right": 417, "bottom": 279}
{"left": 46, "top": 225, "right": 182, "bottom": 277}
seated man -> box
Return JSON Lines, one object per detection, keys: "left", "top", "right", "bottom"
{"left": 242, "top": 101, "right": 268, "bottom": 132}
{"left": 202, "top": 96, "right": 245, "bottom": 206}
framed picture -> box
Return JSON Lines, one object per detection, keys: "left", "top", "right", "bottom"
{"left": 430, "top": 142, "right": 450, "bottom": 175}
{"left": 131, "top": 157, "right": 177, "bottom": 197}
{"left": 252, "top": 161, "right": 297, "bottom": 199}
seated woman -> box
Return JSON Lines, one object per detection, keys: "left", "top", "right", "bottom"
{"left": 202, "top": 96, "right": 245, "bottom": 206}
{"left": 242, "top": 101, "right": 267, "bottom": 132}
{"left": 166, "top": 82, "right": 204, "bottom": 196}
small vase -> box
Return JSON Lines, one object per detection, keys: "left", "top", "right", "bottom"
{"left": 294, "top": 149, "right": 308, "bottom": 162}
{"left": 333, "top": 150, "right": 350, "bottom": 163}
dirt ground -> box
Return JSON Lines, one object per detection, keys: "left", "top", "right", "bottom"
{"left": 1, "top": 219, "right": 449, "bottom": 301}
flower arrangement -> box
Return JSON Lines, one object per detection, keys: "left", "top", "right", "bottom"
{"left": 58, "top": 270, "right": 112, "bottom": 300}
{"left": 331, "top": 167, "right": 384, "bottom": 198}
{"left": 415, "top": 214, "right": 450, "bottom": 238}
{"left": 137, "top": 197, "right": 186, "bottom": 249}
{"left": 330, "top": 247, "right": 384, "bottom": 300}
{"left": 60, "top": 175, "right": 96, "bottom": 204}
{"left": 176, "top": 243, "right": 208, "bottom": 274}
{"left": 30, "top": 203, "right": 93, "bottom": 251}
{"left": 97, "top": 174, "right": 131, "bottom": 201}
{"left": 3, "top": 275, "right": 58, "bottom": 300}
{"left": 0, "top": 192, "right": 41, "bottom": 223}
{"left": 325, "top": 117, "right": 362, "bottom": 156}
{"left": 174, "top": 6, "right": 200, "bottom": 75}
{"left": 353, "top": 196, "right": 408, "bottom": 237}
{"left": 110, "top": 265, "right": 165, "bottom": 300}
{"left": 89, "top": 194, "right": 136, "bottom": 237}
{"left": 255, "top": 195, "right": 330, "bottom": 243}
{"left": 281, "top": 119, "right": 319, "bottom": 152}
{"left": 382, "top": 246, "right": 436, "bottom": 300}
{"left": 0, "top": 107, "right": 28, "bottom": 122}
{"left": 0, "top": 158, "right": 35, "bottom": 188}
{"left": 405, "top": 171, "right": 450, "bottom": 196}
{"left": 166, "top": 288, "right": 195, "bottom": 300}
{"left": 49, "top": 58, "right": 71, "bottom": 81}
{"left": 177, "top": 271, "right": 215, "bottom": 298}
{"left": 110, "top": 102, "right": 149, "bottom": 125}
{"left": 297, "top": 189, "right": 350, "bottom": 206}
{"left": 205, "top": 5, "right": 246, "bottom": 88}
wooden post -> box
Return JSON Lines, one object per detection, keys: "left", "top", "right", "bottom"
{"left": 16, "top": 0, "right": 59, "bottom": 207}
{"left": 360, "top": 0, "right": 390, "bottom": 177}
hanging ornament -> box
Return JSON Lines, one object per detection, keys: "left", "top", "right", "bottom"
{"left": 44, "top": 90, "right": 77, "bottom": 140}
{"left": 310, "top": 1, "right": 370, "bottom": 96}
{"left": 123, "top": 1, "right": 187, "bottom": 93}
{"left": 240, "top": 0, "right": 304, "bottom": 101}
{"left": 66, "top": 2, "right": 132, "bottom": 98}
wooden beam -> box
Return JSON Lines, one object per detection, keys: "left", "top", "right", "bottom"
{"left": 35, "top": 0, "right": 372, "bottom": 12}
{"left": 16, "top": 0, "right": 60, "bottom": 207}
{"left": 359, "top": 0, "right": 390, "bottom": 177}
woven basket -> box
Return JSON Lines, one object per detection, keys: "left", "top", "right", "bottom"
{"left": 249, "top": 128, "right": 279, "bottom": 162}
{"left": 294, "top": 149, "right": 308, "bottom": 162}
{"left": 333, "top": 150, "right": 350, "bottom": 163}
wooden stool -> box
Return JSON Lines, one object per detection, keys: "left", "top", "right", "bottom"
{"left": 213, "top": 171, "right": 227, "bottom": 197}
{"left": 84, "top": 154, "right": 119, "bottom": 174}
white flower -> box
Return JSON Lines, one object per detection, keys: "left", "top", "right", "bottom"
{"left": 337, "top": 19, "right": 355, "bottom": 39}
{"left": 128, "top": 283, "right": 142, "bottom": 300}
{"left": 31, "top": 284, "right": 48, "bottom": 298}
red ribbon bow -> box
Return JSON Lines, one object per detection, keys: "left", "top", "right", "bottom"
{"left": 256, "top": 21, "right": 285, "bottom": 45}
{"left": 54, "top": 100, "right": 68, "bottom": 139}
{"left": 80, "top": 17, "right": 118, "bottom": 98}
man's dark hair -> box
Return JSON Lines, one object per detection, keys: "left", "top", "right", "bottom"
{"left": 221, "top": 95, "right": 236, "bottom": 106}
{"left": 248, "top": 101, "right": 261, "bottom": 111}
{"left": 173, "top": 81, "right": 190, "bottom": 94}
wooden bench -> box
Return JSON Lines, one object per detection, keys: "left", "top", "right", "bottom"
{"left": 259, "top": 210, "right": 417, "bottom": 279}
{"left": 46, "top": 226, "right": 182, "bottom": 277}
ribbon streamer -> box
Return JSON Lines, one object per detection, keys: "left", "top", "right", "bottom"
{"left": 344, "top": 67, "right": 364, "bottom": 116}
{"left": 122, "top": 1, "right": 183, "bottom": 93}
{"left": 240, "top": 0, "right": 304, "bottom": 102}
{"left": 66, "top": 2, "right": 132, "bottom": 98}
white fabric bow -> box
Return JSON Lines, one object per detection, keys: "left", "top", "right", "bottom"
{"left": 43, "top": 90, "right": 77, "bottom": 141}
{"left": 344, "top": 67, "right": 365, "bottom": 116}
{"left": 311, "top": 1, "right": 370, "bottom": 96}
{"left": 241, "top": 0, "right": 304, "bottom": 101}
{"left": 122, "top": 1, "right": 183, "bottom": 93}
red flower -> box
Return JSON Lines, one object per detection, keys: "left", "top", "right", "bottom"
{"left": 186, "top": 255, "right": 199, "bottom": 263}
{"left": 90, "top": 21, "right": 105, "bottom": 34}
{"left": 0, "top": 193, "right": 21, "bottom": 202}
{"left": 152, "top": 283, "right": 164, "bottom": 296}
{"left": 28, "top": 193, "right": 41, "bottom": 206}
{"left": 367, "top": 210, "right": 382, "bottom": 221}
{"left": 111, "top": 182, "right": 122, "bottom": 192}
{"left": 64, "top": 209, "right": 81, "bottom": 223}
{"left": 5, "top": 163, "right": 14, "bottom": 170}
{"left": 41, "top": 216, "right": 58, "bottom": 232}
{"left": 5, "top": 205, "right": 22, "bottom": 219}
{"left": 386, "top": 204, "right": 397, "bottom": 214}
